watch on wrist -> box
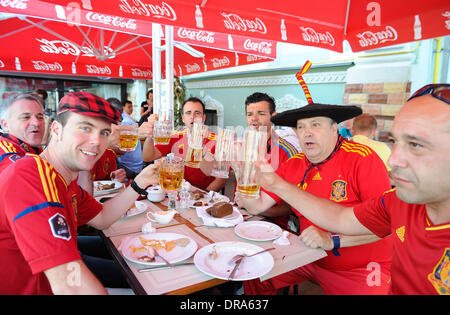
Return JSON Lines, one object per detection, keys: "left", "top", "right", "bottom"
{"left": 329, "top": 233, "right": 341, "bottom": 256}
{"left": 130, "top": 180, "right": 148, "bottom": 196}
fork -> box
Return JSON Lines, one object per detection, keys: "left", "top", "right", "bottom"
{"left": 155, "top": 251, "right": 174, "bottom": 268}
{"left": 228, "top": 247, "right": 275, "bottom": 265}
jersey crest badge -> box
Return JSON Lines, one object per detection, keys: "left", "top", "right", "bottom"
{"left": 330, "top": 180, "right": 348, "bottom": 202}
{"left": 428, "top": 248, "right": 450, "bottom": 295}
{"left": 48, "top": 213, "right": 71, "bottom": 241}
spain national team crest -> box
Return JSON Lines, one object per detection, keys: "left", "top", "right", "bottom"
{"left": 428, "top": 248, "right": 450, "bottom": 295}
{"left": 330, "top": 180, "right": 348, "bottom": 202}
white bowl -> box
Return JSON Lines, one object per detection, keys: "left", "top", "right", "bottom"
{"left": 147, "top": 186, "right": 165, "bottom": 203}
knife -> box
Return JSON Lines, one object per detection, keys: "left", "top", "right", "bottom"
{"left": 137, "top": 262, "right": 195, "bottom": 273}
{"left": 227, "top": 257, "right": 243, "bottom": 280}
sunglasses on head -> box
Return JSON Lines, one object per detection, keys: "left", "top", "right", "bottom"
{"left": 408, "top": 84, "right": 450, "bottom": 104}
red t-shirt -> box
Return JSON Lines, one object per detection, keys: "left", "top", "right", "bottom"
{"left": 0, "top": 154, "right": 102, "bottom": 294}
{"left": 263, "top": 139, "right": 393, "bottom": 270}
{"left": 354, "top": 189, "right": 450, "bottom": 295}
{"left": 156, "top": 129, "right": 217, "bottom": 191}
{"left": 90, "top": 149, "right": 117, "bottom": 181}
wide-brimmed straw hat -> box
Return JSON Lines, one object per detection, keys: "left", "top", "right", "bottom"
{"left": 271, "top": 103, "right": 362, "bottom": 127}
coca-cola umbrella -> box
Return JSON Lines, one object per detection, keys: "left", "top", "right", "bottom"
{"left": 1, "top": 0, "right": 448, "bottom": 53}
{"left": 0, "top": 15, "right": 275, "bottom": 79}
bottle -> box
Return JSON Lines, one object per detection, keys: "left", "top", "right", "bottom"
{"left": 281, "top": 19, "right": 287, "bottom": 41}
{"left": 228, "top": 34, "right": 234, "bottom": 50}
{"left": 71, "top": 62, "right": 76, "bottom": 74}
{"left": 414, "top": 15, "right": 422, "bottom": 40}
{"left": 15, "top": 57, "right": 21, "bottom": 71}
{"left": 119, "top": 65, "right": 123, "bottom": 77}
{"left": 195, "top": 5, "right": 204, "bottom": 28}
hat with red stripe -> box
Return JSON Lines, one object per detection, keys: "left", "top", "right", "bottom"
{"left": 271, "top": 60, "right": 362, "bottom": 127}
{"left": 57, "top": 91, "right": 121, "bottom": 124}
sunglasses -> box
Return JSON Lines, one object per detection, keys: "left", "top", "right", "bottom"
{"left": 408, "top": 84, "right": 450, "bottom": 104}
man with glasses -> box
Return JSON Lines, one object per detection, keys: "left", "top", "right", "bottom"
{"left": 250, "top": 84, "right": 450, "bottom": 295}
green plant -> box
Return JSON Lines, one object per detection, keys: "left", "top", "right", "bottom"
{"left": 174, "top": 76, "right": 186, "bottom": 127}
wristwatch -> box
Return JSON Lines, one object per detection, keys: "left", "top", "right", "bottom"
{"left": 130, "top": 180, "right": 148, "bottom": 196}
{"left": 329, "top": 233, "right": 341, "bottom": 256}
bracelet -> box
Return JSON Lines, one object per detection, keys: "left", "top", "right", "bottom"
{"left": 330, "top": 233, "right": 341, "bottom": 256}
{"left": 130, "top": 180, "right": 148, "bottom": 196}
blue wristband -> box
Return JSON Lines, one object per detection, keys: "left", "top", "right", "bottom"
{"left": 331, "top": 234, "right": 341, "bottom": 256}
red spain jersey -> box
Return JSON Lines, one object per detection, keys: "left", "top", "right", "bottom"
{"left": 0, "top": 154, "right": 102, "bottom": 294}
{"left": 90, "top": 148, "right": 117, "bottom": 181}
{"left": 263, "top": 139, "right": 393, "bottom": 270}
{"left": 0, "top": 133, "right": 42, "bottom": 174}
{"left": 354, "top": 189, "right": 450, "bottom": 295}
{"left": 156, "top": 129, "right": 217, "bottom": 191}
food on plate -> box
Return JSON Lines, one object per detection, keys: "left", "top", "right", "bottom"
{"left": 193, "top": 201, "right": 205, "bottom": 207}
{"left": 138, "top": 237, "right": 177, "bottom": 252}
{"left": 206, "top": 201, "right": 233, "bottom": 218}
{"left": 208, "top": 246, "right": 218, "bottom": 260}
{"left": 133, "top": 245, "right": 156, "bottom": 262}
{"left": 190, "top": 190, "right": 204, "bottom": 200}
{"left": 174, "top": 238, "right": 190, "bottom": 247}
{"left": 95, "top": 182, "right": 115, "bottom": 191}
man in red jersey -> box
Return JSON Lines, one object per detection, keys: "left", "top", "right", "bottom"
{"left": 0, "top": 92, "right": 159, "bottom": 294}
{"left": 237, "top": 102, "right": 393, "bottom": 295}
{"left": 142, "top": 97, "right": 226, "bottom": 192}
{"left": 248, "top": 84, "right": 450, "bottom": 295}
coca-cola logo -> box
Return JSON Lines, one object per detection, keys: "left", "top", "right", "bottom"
{"left": 86, "top": 65, "right": 111, "bottom": 75}
{"left": 86, "top": 12, "right": 137, "bottom": 30}
{"left": 177, "top": 28, "right": 215, "bottom": 44}
{"left": 300, "top": 27, "right": 335, "bottom": 46}
{"left": 32, "top": 61, "right": 63, "bottom": 72}
{"left": 131, "top": 68, "right": 152, "bottom": 77}
{"left": 357, "top": 26, "right": 398, "bottom": 48}
{"left": 211, "top": 57, "right": 230, "bottom": 68}
{"left": 185, "top": 63, "right": 200, "bottom": 73}
{"left": 118, "top": 0, "right": 177, "bottom": 21}
{"left": 0, "top": 0, "right": 27, "bottom": 10}
{"left": 246, "top": 55, "right": 264, "bottom": 62}
{"left": 37, "top": 38, "right": 116, "bottom": 59}
{"left": 243, "top": 39, "right": 272, "bottom": 55}
{"left": 221, "top": 12, "right": 267, "bottom": 34}
{"left": 443, "top": 11, "right": 450, "bottom": 30}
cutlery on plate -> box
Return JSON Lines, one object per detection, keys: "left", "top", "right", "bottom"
{"left": 155, "top": 251, "right": 174, "bottom": 268}
{"left": 227, "top": 257, "right": 243, "bottom": 280}
{"left": 228, "top": 247, "right": 276, "bottom": 265}
{"left": 137, "top": 262, "right": 194, "bottom": 272}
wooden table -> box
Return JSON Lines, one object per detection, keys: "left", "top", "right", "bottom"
{"left": 98, "top": 197, "right": 327, "bottom": 295}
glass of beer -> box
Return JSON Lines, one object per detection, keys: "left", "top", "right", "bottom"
{"left": 185, "top": 121, "right": 205, "bottom": 168}
{"left": 211, "top": 128, "right": 235, "bottom": 178}
{"left": 154, "top": 120, "right": 172, "bottom": 145}
{"left": 158, "top": 154, "right": 184, "bottom": 192}
{"left": 119, "top": 123, "right": 139, "bottom": 152}
{"left": 233, "top": 128, "right": 266, "bottom": 199}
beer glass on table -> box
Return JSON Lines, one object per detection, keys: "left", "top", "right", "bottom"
{"left": 158, "top": 154, "right": 184, "bottom": 210}
{"left": 119, "top": 123, "right": 139, "bottom": 152}
{"left": 153, "top": 120, "right": 172, "bottom": 145}
{"left": 233, "top": 128, "right": 266, "bottom": 199}
{"left": 185, "top": 121, "right": 205, "bottom": 168}
{"left": 211, "top": 128, "right": 235, "bottom": 178}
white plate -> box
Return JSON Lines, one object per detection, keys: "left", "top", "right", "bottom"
{"left": 198, "top": 206, "right": 241, "bottom": 221}
{"left": 234, "top": 221, "right": 283, "bottom": 241}
{"left": 121, "top": 233, "right": 197, "bottom": 266}
{"left": 93, "top": 180, "right": 123, "bottom": 196}
{"left": 194, "top": 242, "right": 274, "bottom": 281}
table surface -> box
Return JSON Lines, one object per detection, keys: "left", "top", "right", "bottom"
{"left": 98, "top": 194, "right": 326, "bottom": 295}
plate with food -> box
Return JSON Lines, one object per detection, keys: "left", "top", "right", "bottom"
{"left": 189, "top": 190, "right": 230, "bottom": 207}
{"left": 93, "top": 180, "right": 124, "bottom": 197}
{"left": 198, "top": 202, "right": 241, "bottom": 221}
{"left": 121, "top": 233, "right": 197, "bottom": 266}
{"left": 194, "top": 242, "right": 274, "bottom": 281}
{"left": 234, "top": 221, "right": 283, "bottom": 241}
